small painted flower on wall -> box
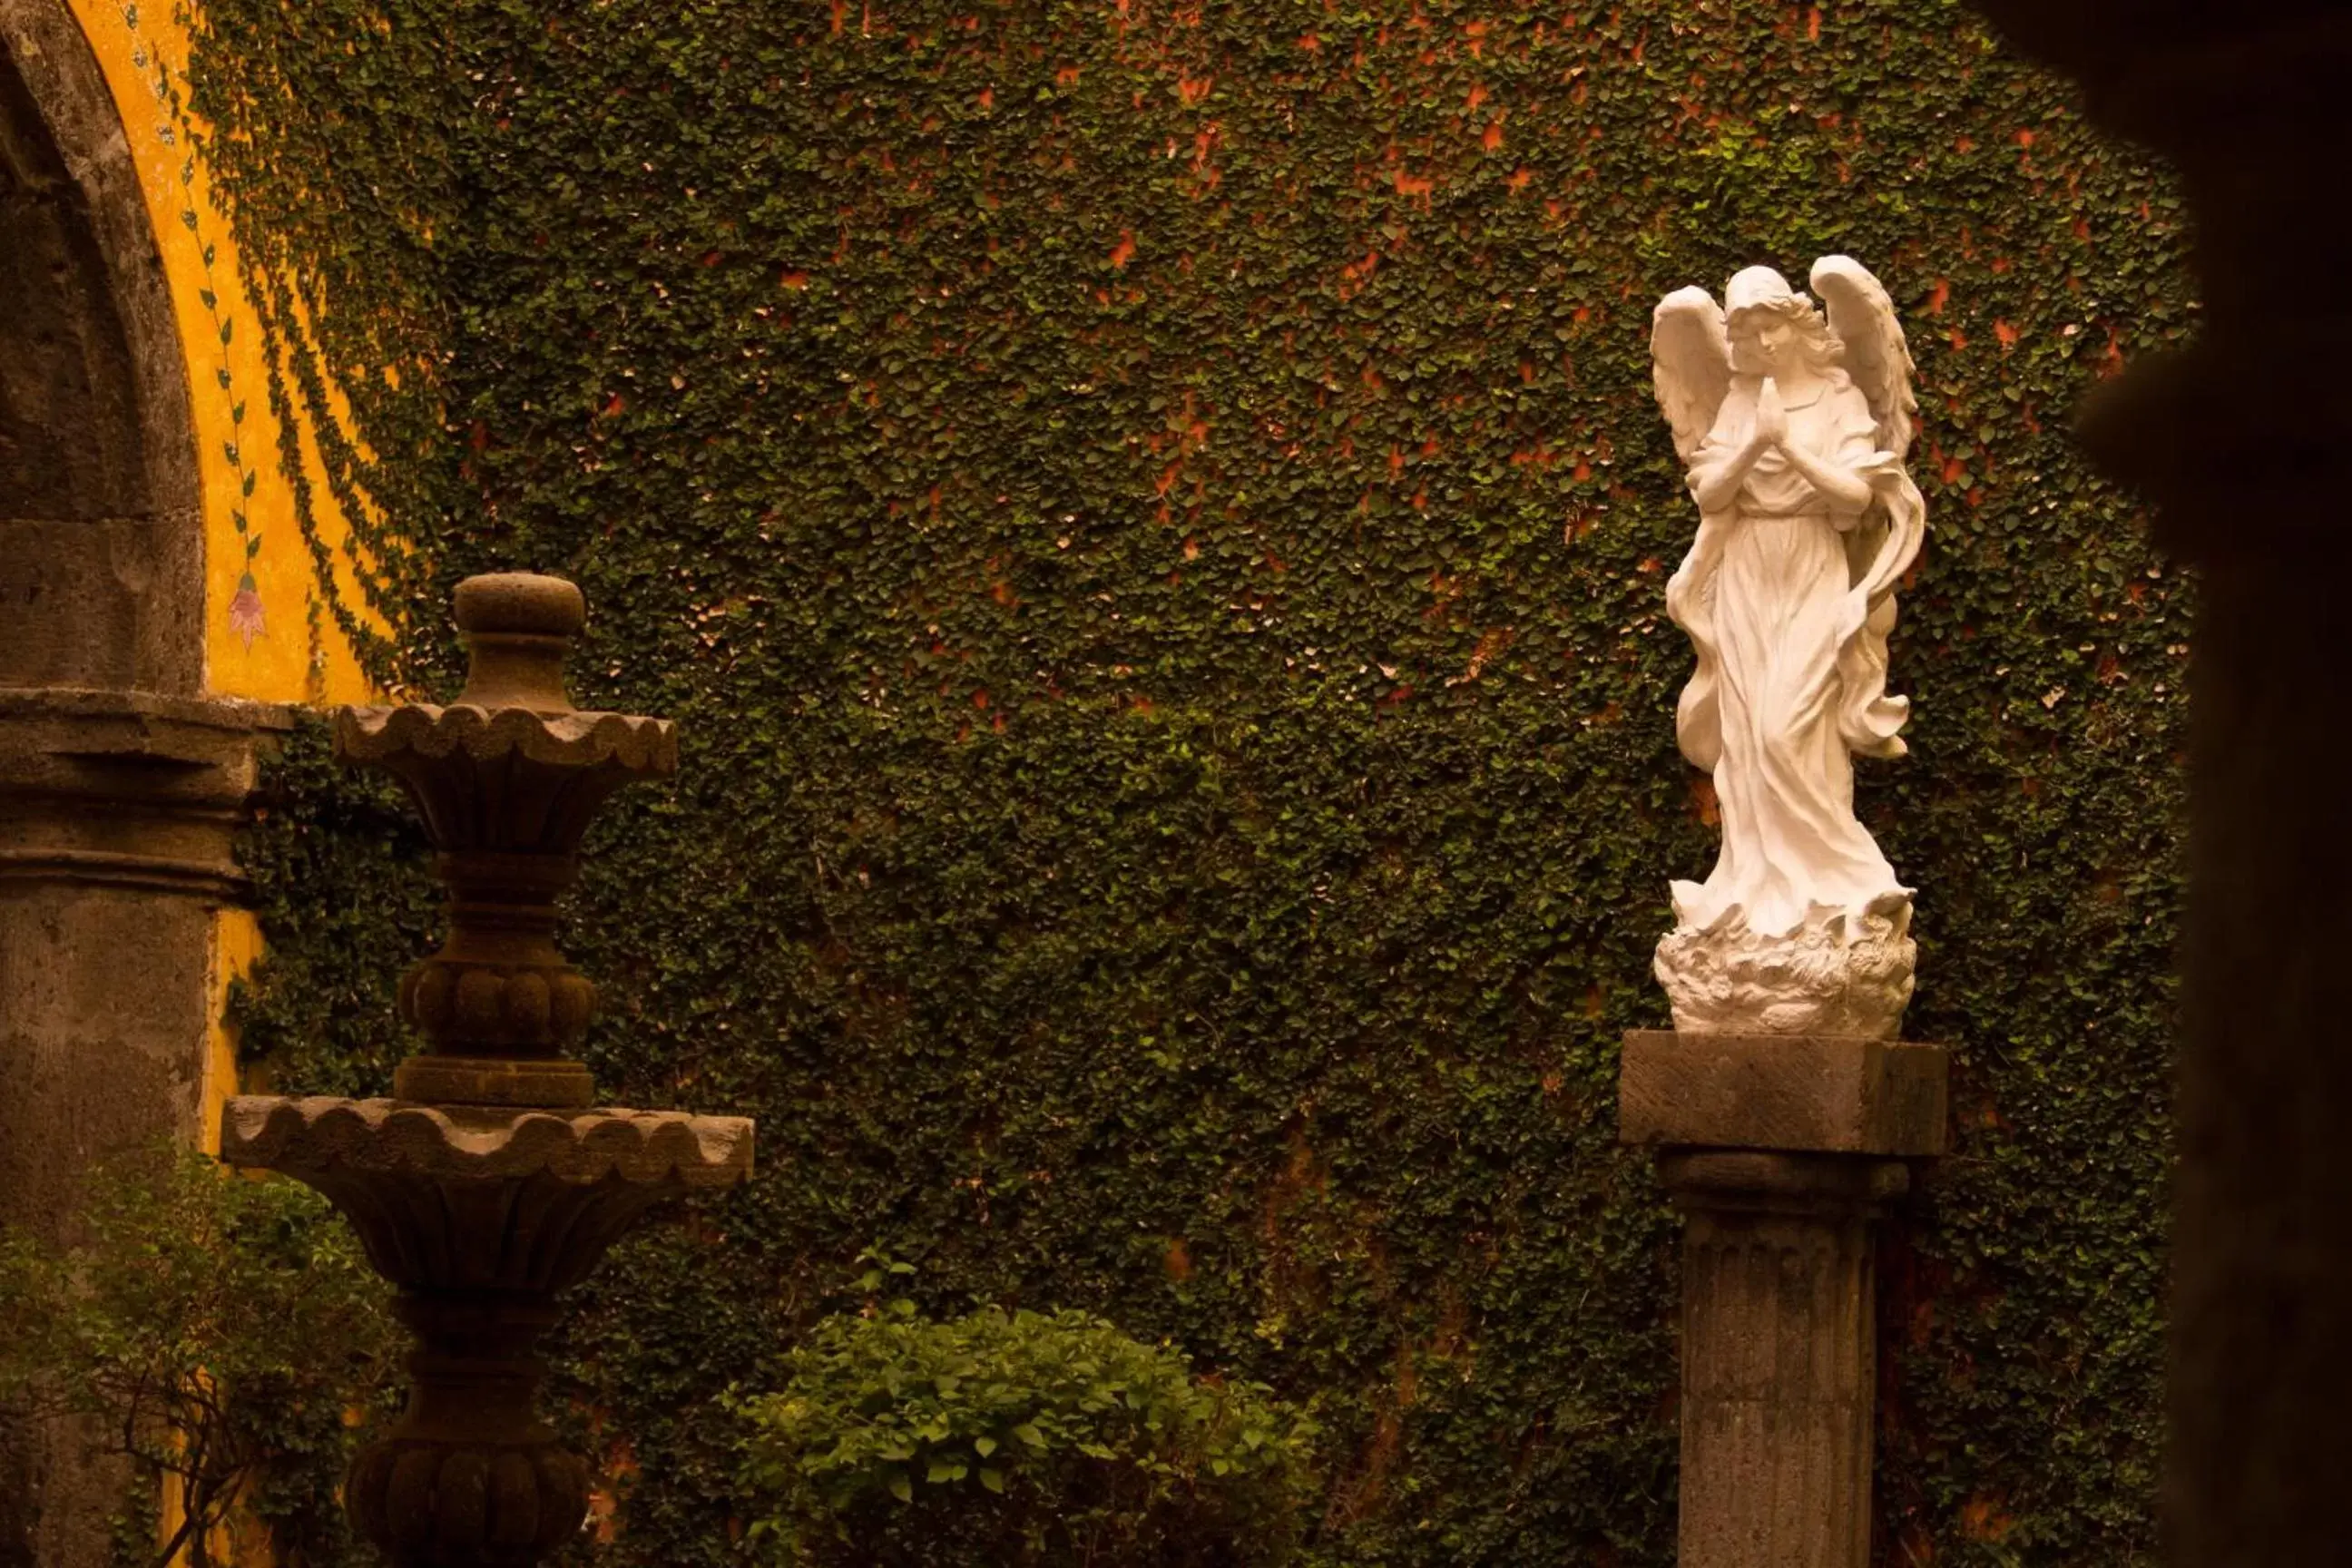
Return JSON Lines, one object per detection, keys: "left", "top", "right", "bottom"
{"left": 229, "top": 571, "right": 265, "bottom": 649}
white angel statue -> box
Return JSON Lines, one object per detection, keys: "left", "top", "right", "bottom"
{"left": 1648, "top": 258, "right": 1926, "bottom": 1037}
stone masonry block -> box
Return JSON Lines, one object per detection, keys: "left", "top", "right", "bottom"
{"left": 1618, "top": 1030, "right": 1948, "bottom": 1156}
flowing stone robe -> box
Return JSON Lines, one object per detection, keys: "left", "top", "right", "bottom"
{"left": 1669, "top": 372, "right": 1907, "bottom": 939}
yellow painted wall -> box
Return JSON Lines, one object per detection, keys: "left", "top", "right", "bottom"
{"left": 199, "top": 908, "right": 261, "bottom": 1157}
{"left": 66, "top": 0, "right": 377, "bottom": 708}
{"left": 176, "top": 910, "right": 275, "bottom": 1563}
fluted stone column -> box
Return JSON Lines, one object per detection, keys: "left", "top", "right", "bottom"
{"left": 1622, "top": 1032, "right": 1946, "bottom": 1567}
{"left": 1663, "top": 1152, "right": 1905, "bottom": 1568}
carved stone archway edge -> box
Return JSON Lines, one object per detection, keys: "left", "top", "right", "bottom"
{"left": 0, "top": 6, "right": 287, "bottom": 1566}
{"left": 0, "top": 0, "right": 203, "bottom": 692}
{"left": 1966, "top": 2, "right": 2352, "bottom": 1560}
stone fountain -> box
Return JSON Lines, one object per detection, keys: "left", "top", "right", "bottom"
{"left": 220, "top": 573, "right": 753, "bottom": 1567}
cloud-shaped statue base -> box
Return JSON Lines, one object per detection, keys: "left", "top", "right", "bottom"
{"left": 1654, "top": 893, "right": 1916, "bottom": 1039}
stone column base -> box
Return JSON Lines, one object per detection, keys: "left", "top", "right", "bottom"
{"left": 1620, "top": 1031, "right": 1949, "bottom": 1568}
{"left": 0, "top": 689, "right": 288, "bottom": 1568}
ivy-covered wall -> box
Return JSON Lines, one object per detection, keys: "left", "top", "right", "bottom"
{"left": 202, "top": 1, "right": 2190, "bottom": 1562}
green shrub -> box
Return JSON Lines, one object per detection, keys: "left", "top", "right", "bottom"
{"left": 734, "top": 1289, "right": 1318, "bottom": 1567}
{"left": 0, "top": 1148, "right": 398, "bottom": 1568}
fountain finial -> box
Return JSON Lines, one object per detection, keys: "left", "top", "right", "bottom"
{"left": 452, "top": 571, "right": 584, "bottom": 710}
{"left": 332, "top": 572, "right": 675, "bottom": 1109}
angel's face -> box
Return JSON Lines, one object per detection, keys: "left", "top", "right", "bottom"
{"left": 1730, "top": 311, "right": 1798, "bottom": 377}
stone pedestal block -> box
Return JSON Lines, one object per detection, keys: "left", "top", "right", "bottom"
{"left": 1622, "top": 1033, "right": 1946, "bottom": 1568}
{"left": 1619, "top": 1031, "right": 1948, "bottom": 1156}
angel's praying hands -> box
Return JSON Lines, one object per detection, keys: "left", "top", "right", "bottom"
{"left": 1688, "top": 377, "right": 1777, "bottom": 513}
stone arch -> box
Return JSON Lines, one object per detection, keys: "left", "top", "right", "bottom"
{"left": 0, "top": 0, "right": 202, "bottom": 691}
{"left": 0, "top": 7, "right": 283, "bottom": 1565}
